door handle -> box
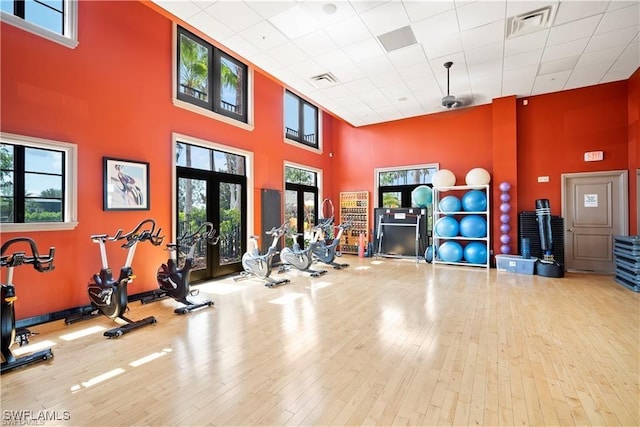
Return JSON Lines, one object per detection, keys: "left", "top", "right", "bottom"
{"left": 567, "top": 229, "right": 573, "bottom": 232}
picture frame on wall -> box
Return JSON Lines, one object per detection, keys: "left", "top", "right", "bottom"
{"left": 103, "top": 157, "right": 149, "bottom": 211}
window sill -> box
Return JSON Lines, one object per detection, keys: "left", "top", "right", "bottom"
{"left": 1, "top": 221, "right": 79, "bottom": 233}
{"left": 0, "top": 12, "right": 78, "bottom": 49}
{"left": 173, "top": 99, "right": 254, "bottom": 132}
{"left": 283, "top": 137, "right": 323, "bottom": 154}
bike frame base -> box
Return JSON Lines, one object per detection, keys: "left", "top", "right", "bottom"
{"left": 103, "top": 316, "right": 156, "bottom": 338}
{"left": 1, "top": 348, "right": 53, "bottom": 374}
{"left": 174, "top": 300, "right": 214, "bottom": 315}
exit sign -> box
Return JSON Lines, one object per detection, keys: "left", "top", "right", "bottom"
{"left": 584, "top": 151, "right": 604, "bottom": 162}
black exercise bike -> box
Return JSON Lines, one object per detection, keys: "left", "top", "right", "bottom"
{"left": 69, "top": 219, "right": 164, "bottom": 338}
{"left": 311, "top": 218, "right": 352, "bottom": 269}
{"left": 156, "top": 222, "right": 218, "bottom": 314}
{"left": 1, "top": 237, "right": 55, "bottom": 374}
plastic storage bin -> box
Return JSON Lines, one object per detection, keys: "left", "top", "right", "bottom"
{"left": 495, "top": 254, "right": 536, "bottom": 275}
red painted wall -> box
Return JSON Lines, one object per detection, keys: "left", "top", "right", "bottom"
{"left": 628, "top": 68, "right": 640, "bottom": 235}
{"left": 1, "top": 1, "right": 334, "bottom": 319}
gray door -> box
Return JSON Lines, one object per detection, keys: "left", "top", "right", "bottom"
{"left": 563, "top": 171, "right": 628, "bottom": 273}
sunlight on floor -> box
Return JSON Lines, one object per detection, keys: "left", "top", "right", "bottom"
{"left": 59, "top": 325, "right": 106, "bottom": 341}
{"left": 198, "top": 281, "right": 247, "bottom": 295}
{"left": 269, "top": 293, "right": 304, "bottom": 305}
{"left": 129, "top": 348, "right": 172, "bottom": 367}
{"left": 13, "top": 340, "right": 56, "bottom": 356}
{"left": 306, "top": 281, "right": 333, "bottom": 290}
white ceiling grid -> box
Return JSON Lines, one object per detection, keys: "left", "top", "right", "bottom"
{"left": 153, "top": 0, "right": 640, "bottom": 127}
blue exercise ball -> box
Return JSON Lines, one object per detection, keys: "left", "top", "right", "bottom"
{"left": 461, "top": 190, "right": 487, "bottom": 212}
{"left": 438, "top": 241, "right": 463, "bottom": 262}
{"left": 425, "top": 245, "right": 436, "bottom": 263}
{"left": 464, "top": 241, "right": 487, "bottom": 264}
{"left": 435, "top": 216, "right": 459, "bottom": 237}
{"left": 439, "top": 195, "right": 461, "bottom": 214}
{"left": 411, "top": 185, "right": 433, "bottom": 208}
{"left": 459, "top": 215, "right": 487, "bottom": 238}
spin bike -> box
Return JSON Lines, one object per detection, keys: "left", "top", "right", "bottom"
{"left": 80, "top": 219, "right": 164, "bottom": 338}
{"left": 279, "top": 223, "right": 327, "bottom": 278}
{"left": 1, "top": 238, "right": 55, "bottom": 374}
{"left": 156, "top": 222, "right": 218, "bottom": 314}
{"left": 311, "top": 218, "right": 352, "bottom": 269}
{"left": 235, "top": 223, "right": 290, "bottom": 287}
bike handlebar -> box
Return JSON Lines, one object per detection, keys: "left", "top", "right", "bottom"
{"left": 91, "top": 218, "right": 165, "bottom": 248}
{"left": 0, "top": 237, "right": 55, "bottom": 272}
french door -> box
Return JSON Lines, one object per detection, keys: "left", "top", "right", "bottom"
{"left": 284, "top": 183, "right": 317, "bottom": 249}
{"left": 177, "top": 168, "right": 246, "bottom": 281}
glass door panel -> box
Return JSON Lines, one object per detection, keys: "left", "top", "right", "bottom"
{"left": 285, "top": 190, "right": 298, "bottom": 247}
{"left": 177, "top": 177, "right": 209, "bottom": 280}
{"left": 218, "top": 181, "right": 243, "bottom": 269}
{"left": 303, "top": 191, "right": 316, "bottom": 245}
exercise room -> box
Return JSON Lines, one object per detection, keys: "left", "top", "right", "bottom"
{"left": 1, "top": 1, "right": 639, "bottom": 426}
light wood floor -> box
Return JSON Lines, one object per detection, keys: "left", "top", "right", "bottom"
{"left": 1, "top": 256, "right": 639, "bottom": 426}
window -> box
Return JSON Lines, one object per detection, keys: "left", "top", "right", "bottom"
{"left": 284, "top": 90, "right": 319, "bottom": 149}
{"left": 176, "top": 142, "right": 245, "bottom": 175}
{"left": 0, "top": 133, "right": 78, "bottom": 231}
{"left": 0, "top": 0, "right": 78, "bottom": 48}
{"left": 176, "top": 27, "right": 248, "bottom": 124}
{"left": 377, "top": 165, "right": 438, "bottom": 208}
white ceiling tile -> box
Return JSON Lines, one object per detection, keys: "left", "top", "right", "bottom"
{"left": 554, "top": 1, "right": 609, "bottom": 26}
{"left": 299, "top": 1, "right": 357, "bottom": 26}
{"left": 578, "top": 45, "right": 626, "bottom": 68}
{"left": 405, "top": 77, "right": 441, "bottom": 95}
{"left": 461, "top": 20, "right": 505, "bottom": 50}
{"left": 465, "top": 42, "right": 504, "bottom": 65}
{"left": 596, "top": 3, "right": 640, "bottom": 34}
{"left": 403, "top": 0, "right": 456, "bottom": 23}
{"left": 320, "top": 85, "right": 354, "bottom": 99}
{"left": 268, "top": 5, "right": 321, "bottom": 39}
{"left": 504, "top": 49, "right": 543, "bottom": 70}
{"left": 586, "top": 26, "right": 639, "bottom": 52}
{"left": 504, "top": 30, "right": 549, "bottom": 56}
{"left": 204, "top": 2, "right": 263, "bottom": 32}
{"left": 316, "top": 49, "right": 355, "bottom": 69}
{"left": 239, "top": 20, "right": 288, "bottom": 51}
{"left": 456, "top": 0, "right": 506, "bottom": 32}
{"left": 360, "top": 1, "right": 410, "bottom": 35}
{"left": 532, "top": 70, "right": 572, "bottom": 95}
{"left": 542, "top": 38, "right": 589, "bottom": 62}
{"left": 324, "top": 15, "right": 373, "bottom": 47}
{"left": 287, "top": 58, "right": 324, "bottom": 80}
{"left": 468, "top": 58, "right": 504, "bottom": 78}
{"left": 506, "top": 1, "right": 558, "bottom": 18}
{"left": 188, "top": 10, "right": 235, "bottom": 43}
{"left": 292, "top": 30, "right": 339, "bottom": 56}
{"left": 369, "top": 70, "right": 404, "bottom": 89}
{"left": 343, "top": 77, "right": 378, "bottom": 94}
{"left": 357, "top": 55, "right": 396, "bottom": 75}
{"left": 152, "top": 0, "right": 201, "bottom": 21}
{"left": 250, "top": 52, "right": 285, "bottom": 75}
{"left": 538, "top": 56, "right": 580, "bottom": 75}
{"left": 609, "top": 40, "right": 640, "bottom": 74}
{"left": 330, "top": 62, "right": 367, "bottom": 83}
{"left": 564, "top": 62, "right": 610, "bottom": 89}
{"left": 397, "top": 61, "right": 432, "bottom": 81}
{"left": 387, "top": 44, "right": 428, "bottom": 68}
{"left": 502, "top": 65, "right": 537, "bottom": 96}
{"left": 412, "top": 9, "right": 460, "bottom": 40}
{"left": 342, "top": 38, "right": 385, "bottom": 63}
{"left": 266, "top": 42, "right": 309, "bottom": 67}
{"left": 547, "top": 15, "right": 601, "bottom": 46}
{"left": 245, "top": 2, "right": 297, "bottom": 20}
{"left": 349, "top": 1, "right": 388, "bottom": 15}
{"left": 221, "top": 34, "right": 261, "bottom": 58}
{"left": 422, "top": 33, "right": 463, "bottom": 60}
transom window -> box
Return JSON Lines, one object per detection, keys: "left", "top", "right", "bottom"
{"left": 1, "top": 133, "right": 78, "bottom": 231}
{"left": 377, "top": 165, "right": 438, "bottom": 208}
{"left": 177, "top": 26, "right": 248, "bottom": 124}
{"left": 0, "top": 0, "right": 78, "bottom": 48}
{"left": 176, "top": 142, "right": 245, "bottom": 175}
{"left": 284, "top": 90, "right": 319, "bottom": 149}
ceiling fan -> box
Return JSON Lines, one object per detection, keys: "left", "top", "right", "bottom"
{"left": 441, "top": 61, "right": 466, "bottom": 109}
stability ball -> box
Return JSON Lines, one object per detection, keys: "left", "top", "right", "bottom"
{"left": 464, "top": 242, "right": 487, "bottom": 264}
{"left": 425, "top": 246, "right": 435, "bottom": 263}
{"left": 438, "top": 241, "right": 463, "bottom": 263}
{"left": 461, "top": 190, "right": 487, "bottom": 212}
{"left": 435, "top": 216, "right": 459, "bottom": 237}
{"left": 459, "top": 215, "right": 487, "bottom": 238}
{"left": 465, "top": 168, "right": 491, "bottom": 186}
{"left": 439, "top": 195, "right": 461, "bottom": 213}
{"left": 432, "top": 169, "right": 456, "bottom": 189}
{"left": 411, "top": 185, "right": 433, "bottom": 207}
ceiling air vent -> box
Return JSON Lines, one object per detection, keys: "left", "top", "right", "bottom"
{"left": 506, "top": 4, "right": 557, "bottom": 39}
{"left": 309, "top": 72, "right": 339, "bottom": 89}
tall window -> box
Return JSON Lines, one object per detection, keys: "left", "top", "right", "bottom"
{"left": 284, "top": 90, "right": 319, "bottom": 149}
{"left": 177, "top": 27, "right": 248, "bottom": 123}
{"left": 377, "top": 165, "right": 438, "bottom": 208}
{"left": 1, "top": 133, "right": 78, "bottom": 231}
{"left": 0, "top": 0, "right": 78, "bottom": 48}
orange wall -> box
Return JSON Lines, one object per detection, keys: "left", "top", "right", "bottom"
{"left": 628, "top": 68, "right": 640, "bottom": 235}
{"left": 1, "top": 1, "right": 334, "bottom": 319}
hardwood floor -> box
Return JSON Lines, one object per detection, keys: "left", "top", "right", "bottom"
{"left": 2, "top": 256, "right": 638, "bottom": 426}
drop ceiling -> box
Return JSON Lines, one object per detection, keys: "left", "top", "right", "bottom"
{"left": 151, "top": 0, "right": 640, "bottom": 127}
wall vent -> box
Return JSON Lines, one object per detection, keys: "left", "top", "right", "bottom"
{"left": 506, "top": 4, "right": 557, "bottom": 39}
{"left": 309, "top": 72, "right": 339, "bottom": 89}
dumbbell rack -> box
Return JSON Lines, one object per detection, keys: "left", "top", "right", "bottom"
{"left": 613, "top": 235, "right": 640, "bottom": 292}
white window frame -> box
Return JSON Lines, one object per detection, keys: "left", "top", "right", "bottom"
{"left": 1, "top": 132, "right": 79, "bottom": 232}
{"left": 171, "top": 24, "right": 254, "bottom": 132}
{"left": 283, "top": 89, "right": 323, "bottom": 154}
{"left": 0, "top": 0, "right": 78, "bottom": 49}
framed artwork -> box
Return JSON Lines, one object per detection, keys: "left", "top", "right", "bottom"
{"left": 103, "top": 157, "right": 149, "bottom": 211}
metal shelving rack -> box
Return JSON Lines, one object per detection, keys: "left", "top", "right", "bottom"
{"left": 432, "top": 184, "right": 490, "bottom": 268}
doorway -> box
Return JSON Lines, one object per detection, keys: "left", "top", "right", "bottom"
{"left": 175, "top": 142, "right": 247, "bottom": 281}
{"left": 284, "top": 165, "right": 319, "bottom": 249}
{"left": 562, "top": 170, "right": 628, "bottom": 273}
